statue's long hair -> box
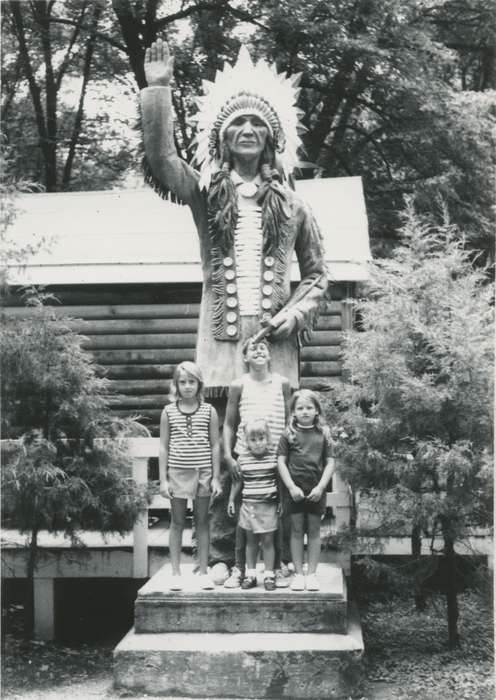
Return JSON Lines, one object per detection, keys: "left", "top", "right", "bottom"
{"left": 207, "top": 135, "right": 291, "bottom": 256}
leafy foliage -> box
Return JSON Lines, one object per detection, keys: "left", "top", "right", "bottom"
{"left": 247, "top": 0, "right": 496, "bottom": 260}
{"left": 0, "top": 140, "right": 44, "bottom": 289}
{"left": 0, "top": 290, "right": 148, "bottom": 636}
{"left": 2, "top": 0, "right": 494, "bottom": 260}
{"left": 1, "top": 291, "right": 148, "bottom": 532}
{"left": 324, "top": 201, "right": 493, "bottom": 644}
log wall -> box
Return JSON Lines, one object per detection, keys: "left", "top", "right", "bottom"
{"left": 4, "top": 282, "right": 354, "bottom": 435}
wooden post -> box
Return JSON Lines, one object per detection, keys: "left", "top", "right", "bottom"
{"left": 329, "top": 470, "right": 352, "bottom": 575}
{"left": 133, "top": 455, "right": 149, "bottom": 578}
{"left": 34, "top": 578, "right": 55, "bottom": 640}
{"left": 127, "top": 438, "right": 160, "bottom": 578}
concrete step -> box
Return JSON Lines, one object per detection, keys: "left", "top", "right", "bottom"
{"left": 114, "top": 606, "right": 363, "bottom": 699}
{"left": 135, "top": 563, "right": 347, "bottom": 634}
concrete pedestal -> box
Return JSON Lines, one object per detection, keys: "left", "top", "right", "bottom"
{"left": 135, "top": 563, "right": 347, "bottom": 634}
{"left": 114, "top": 612, "right": 363, "bottom": 699}
{"left": 113, "top": 563, "right": 364, "bottom": 698}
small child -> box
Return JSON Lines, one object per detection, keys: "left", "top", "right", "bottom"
{"left": 223, "top": 335, "right": 292, "bottom": 588}
{"left": 277, "top": 389, "right": 335, "bottom": 591}
{"left": 159, "top": 361, "right": 222, "bottom": 590}
{"left": 227, "top": 419, "right": 278, "bottom": 590}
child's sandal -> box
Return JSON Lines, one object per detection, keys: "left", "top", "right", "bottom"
{"left": 240, "top": 575, "right": 257, "bottom": 590}
{"left": 264, "top": 575, "right": 276, "bottom": 591}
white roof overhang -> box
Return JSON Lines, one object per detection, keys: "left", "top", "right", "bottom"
{"left": 6, "top": 176, "right": 370, "bottom": 285}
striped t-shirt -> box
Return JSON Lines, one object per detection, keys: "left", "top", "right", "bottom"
{"left": 165, "top": 401, "right": 212, "bottom": 470}
{"left": 235, "top": 373, "right": 286, "bottom": 457}
{"left": 239, "top": 452, "right": 278, "bottom": 503}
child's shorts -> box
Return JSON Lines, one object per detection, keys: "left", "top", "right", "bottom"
{"left": 289, "top": 491, "right": 327, "bottom": 516}
{"left": 168, "top": 467, "right": 212, "bottom": 500}
{"left": 239, "top": 501, "right": 278, "bottom": 534}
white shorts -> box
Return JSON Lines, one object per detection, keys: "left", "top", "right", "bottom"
{"left": 168, "top": 467, "right": 212, "bottom": 500}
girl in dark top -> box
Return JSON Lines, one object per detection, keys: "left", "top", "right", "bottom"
{"left": 277, "top": 390, "right": 335, "bottom": 591}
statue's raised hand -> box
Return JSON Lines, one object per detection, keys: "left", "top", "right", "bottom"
{"left": 144, "top": 38, "right": 174, "bottom": 87}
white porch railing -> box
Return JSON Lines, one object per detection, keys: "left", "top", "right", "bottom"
{"left": 124, "top": 437, "right": 353, "bottom": 578}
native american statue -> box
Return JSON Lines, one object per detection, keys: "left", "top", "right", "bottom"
{"left": 141, "top": 40, "right": 328, "bottom": 397}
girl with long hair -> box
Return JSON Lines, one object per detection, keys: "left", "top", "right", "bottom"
{"left": 159, "top": 362, "right": 222, "bottom": 590}
{"left": 277, "top": 389, "right": 335, "bottom": 591}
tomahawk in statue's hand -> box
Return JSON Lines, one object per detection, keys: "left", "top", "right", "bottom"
{"left": 269, "top": 308, "right": 298, "bottom": 339}
{"left": 145, "top": 38, "right": 174, "bottom": 87}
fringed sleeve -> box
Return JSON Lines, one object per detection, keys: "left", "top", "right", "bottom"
{"left": 288, "top": 201, "right": 330, "bottom": 342}
{"left": 140, "top": 86, "right": 200, "bottom": 207}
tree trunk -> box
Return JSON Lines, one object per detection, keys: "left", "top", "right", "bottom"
{"left": 411, "top": 522, "right": 427, "bottom": 611}
{"left": 62, "top": 4, "right": 101, "bottom": 190}
{"left": 8, "top": 1, "right": 49, "bottom": 183}
{"left": 24, "top": 527, "right": 38, "bottom": 639}
{"left": 111, "top": 0, "right": 150, "bottom": 88}
{"left": 441, "top": 517, "right": 459, "bottom": 648}
{"left": 33, "top": 0, "right": 58, "bottom": 191}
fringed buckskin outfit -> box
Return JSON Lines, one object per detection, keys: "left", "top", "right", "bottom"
{"left": 140, "top": 50, "right": 327, "bottom": 396}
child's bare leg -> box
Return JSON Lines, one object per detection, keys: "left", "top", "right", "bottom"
{"left": 234, "top": 524, "right": 247, "bottom": 575}
{"left": 245, "top": 530, "right": 259, "bottom": 571}
{"left": 290, "top": 512, "right": 305, "bottom": 574}
{"left": 194, "top": 496, "right": 211, "bottom": 575}
{"left": 274, "top": 522, "right": 283, "bottom": 570}
{"left": 261, "top": 531, "right": 275, "bottom": 573}
{"left": 307, "top": 512, "right": 321, "bottom": 575}
{"left": 170, "top": 498, "right": 187, "bottom": 575}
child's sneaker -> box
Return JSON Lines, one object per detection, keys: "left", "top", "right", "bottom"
{"left": 305, "top": 573, "right": 320, "bottom": 591}
{"left": 274, "top": 569, "right": 290, "bottom": 588}
{"left": 224, "top": 566, "right": 242, "bottom": 588}
{"left": 290, "top": 574, "right": 305, "bottom": 591}
{"left": 169, "top": 574, "right": 183, "bottom": 591}
{"left": 198, "top": 573, "right": 215, "bottom": 590}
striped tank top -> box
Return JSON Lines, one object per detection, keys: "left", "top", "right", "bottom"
{"left": 235, "top": 373, "right": 286, "bottom": 457}
{"left": 165, "top": 402, "right": 212, "bottom": 469}
{"left": 239, "top": 453, "right": 278, "bottom": 503}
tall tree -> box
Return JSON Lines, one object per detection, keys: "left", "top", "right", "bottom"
{"left": 2, "top": 0, "right": 494, "bottom": 261}
{"left": 328, "top": 202, "right": 493, "bottom": 647}
{"left": 6, "top": 0, "right": 105, "bottom": 191}
{"left": 248, "top": 0, "right": 495, "bottom": 261}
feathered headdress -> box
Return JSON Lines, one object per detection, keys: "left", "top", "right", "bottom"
{"left": 192, "top": 46, "right": 306, "bottom": 191}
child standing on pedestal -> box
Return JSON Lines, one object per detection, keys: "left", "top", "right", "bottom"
{"left": 159, "top": 361, "right": 222, "bottom": 590}
{"left": 227, "top": 419, "right": 278, "bottom": 590}
{"left": 277, "top": 389, "right": 335, "bottom": 592}
{"left": 223, "top": 336, "right": 291, "bottom": 588}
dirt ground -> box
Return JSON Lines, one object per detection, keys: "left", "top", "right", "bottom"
{"left": 1, "top": 591, "right": 493, "bottom": 700}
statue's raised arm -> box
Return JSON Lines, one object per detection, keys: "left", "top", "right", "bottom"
{"left": 141, "top": 39, "right": 200, "bottom": 205}
{"left": 144, "top": 38, "right": 175, "bottom": 87}
{"left": 139, "top": 44, "right": 328, "bottom": 396}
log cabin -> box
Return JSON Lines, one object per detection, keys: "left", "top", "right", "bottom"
{"left": 4, "top": 177, "right": 371, "bottom": 435}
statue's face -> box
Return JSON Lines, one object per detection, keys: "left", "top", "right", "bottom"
{"left": 224, "top": 113, "right": 269, "bottom": 162}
